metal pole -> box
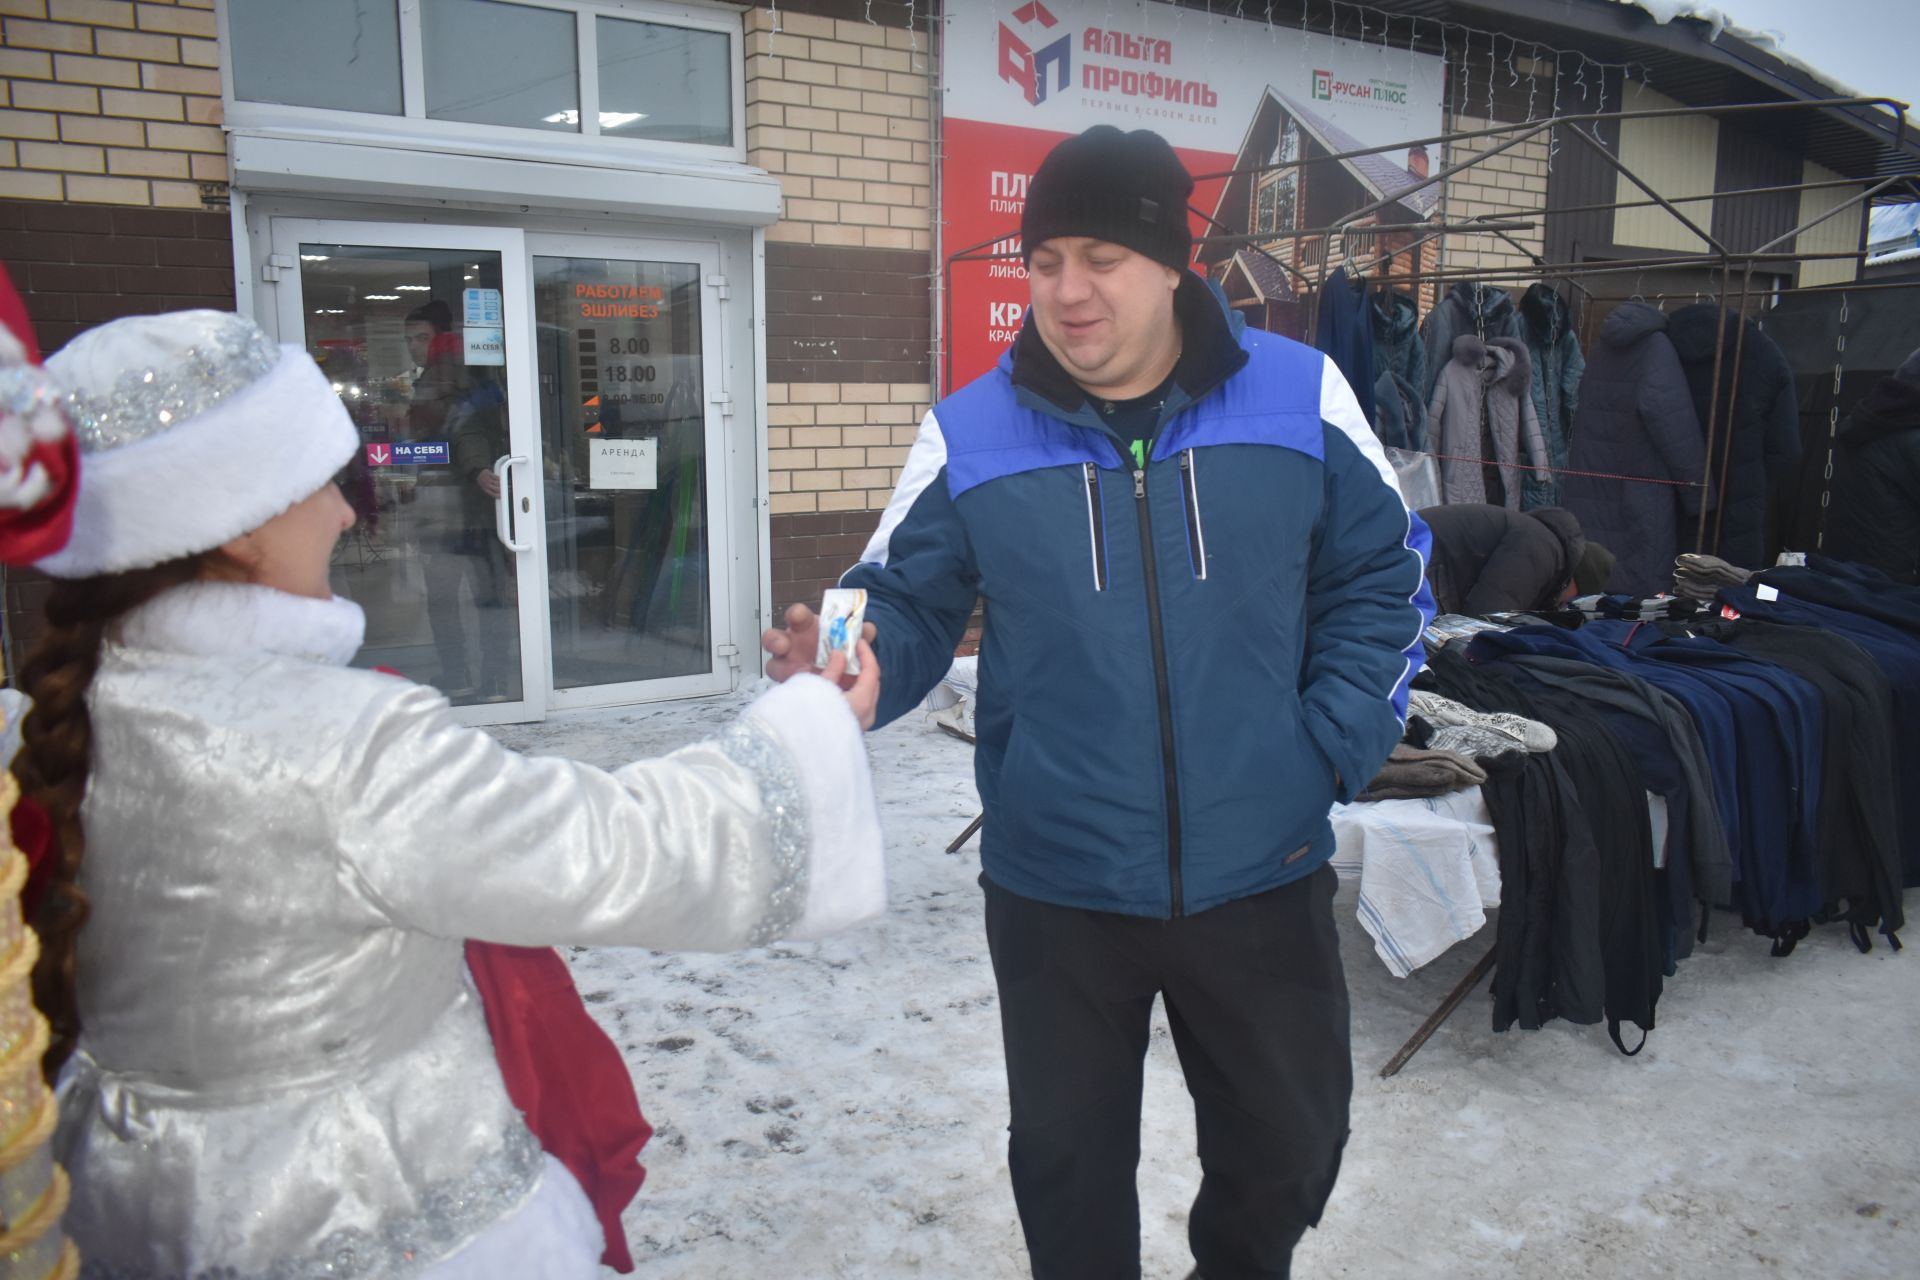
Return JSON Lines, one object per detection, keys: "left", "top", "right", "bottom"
{"left": 1709, "top": 263, "right": 1759, "bottom": 556}
{"left": 1379, "top": 944, "right": 1497, "bottom": 1079}
{"left": 1563, "top": 122, "right": 1728, "bottom": 257}
{"left": 1694, "top": 260, "right": 1735, "bottom": 555}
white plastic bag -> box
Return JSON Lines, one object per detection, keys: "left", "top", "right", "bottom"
{"left": 1385, "top": 446, "right": 1441, "bottom": 511}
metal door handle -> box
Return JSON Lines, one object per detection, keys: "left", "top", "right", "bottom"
{"left": 494, "top": 454, "right": 533, "bottom": 553}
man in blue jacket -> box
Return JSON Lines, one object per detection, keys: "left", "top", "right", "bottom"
{"left": 764, "top": 126, "right": 1434, "bottom": 1279}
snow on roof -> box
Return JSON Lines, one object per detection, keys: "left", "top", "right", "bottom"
{"left": 1867, "top": 245, "right": 1920, "bottom": 268}
{"left": 1606, "top": 1, "right": 1864, "bottom": 99}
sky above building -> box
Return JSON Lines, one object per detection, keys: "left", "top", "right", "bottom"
{"left": 1719, "top": 0, "right": 1919, "bottom": 111}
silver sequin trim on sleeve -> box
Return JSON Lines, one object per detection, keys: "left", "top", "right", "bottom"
{"left": 719, "top": 716, "right": 811, "bottom": 948}
{"left": 78, "top": 1122, "right": 543, "bottom": 1280}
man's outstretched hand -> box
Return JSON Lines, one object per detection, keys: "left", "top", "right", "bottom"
{"left": 762, "top": 602, "right": 879, "bottom": 688}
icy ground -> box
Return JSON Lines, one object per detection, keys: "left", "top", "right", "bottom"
{"left": 493, "top": 690, "right": 1920, "bottom": 1279}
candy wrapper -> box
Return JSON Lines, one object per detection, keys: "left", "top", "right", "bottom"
{"left": 816, "top": 588, "right": 868, "bottom": 676}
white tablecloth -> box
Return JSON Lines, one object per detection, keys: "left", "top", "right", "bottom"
{"left": 1329, "top": 789, "right": 1501, "bottom": 978}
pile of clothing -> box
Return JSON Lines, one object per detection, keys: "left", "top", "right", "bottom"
{"left": 1400, "top": 553, "right": 1917, "bottom": 1055}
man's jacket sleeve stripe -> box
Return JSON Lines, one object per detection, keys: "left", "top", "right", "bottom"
{"left": 839, "top": 410, "right": 976, "bottom": 728}
{"left": 849, "top": 410, "right": 948, "bottom": 573}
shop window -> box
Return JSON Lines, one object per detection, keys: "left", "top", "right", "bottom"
{"left": 425, "top": 0, "right": 580, "bottom": 133}
{"left": 223, "top": 0, "right": 743, "bottom": 156}
{"left": 597, "top": 16, "right": 732, "bottom": 147}
{"left": 229, "top": 0, "right": 404, "bottom": 116}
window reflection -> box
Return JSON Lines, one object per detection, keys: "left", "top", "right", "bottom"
{"left": 423, "top": 0, "right": 580, "bottom": 132}
{"left": 304, "top": 245, "right": 523, "bottom": 705}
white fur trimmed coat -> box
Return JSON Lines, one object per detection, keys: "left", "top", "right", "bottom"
{"left": 55, "top": 582, "right": 884, "bottom": 1277}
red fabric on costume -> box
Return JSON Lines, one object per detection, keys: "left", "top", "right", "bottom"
{"left": 0, "top": 264, "right": 81, "bottom": 566}
{"left": 465, "top": 941, "right": 650, "bottom": 1272}
{"left": 9, "top": 792, "right": 58, "bottom": 921}
{"left": 0, "top": 266, "right": 40, "bottom": 363}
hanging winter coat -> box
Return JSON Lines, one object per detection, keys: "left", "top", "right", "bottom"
{"left": 1371, "top": 288, "right": 1425, "bottom": 398}
{"left": 1372, "top": 368, "right": 1426, "bottom": 451}
{"left": 1419, "top": 281, "right": 1526, "bottom": 401}
{"left": 1820, "top": 365, "right": 1920, "bottom": 584}
{"left": 1665, "top": 304, "right": 1801, "bottom": 569}
{"left": 1561, "top": 303, "right": 1706, "bottom": 596}
{"left": 1314, "top": 265, "right": 1375, "bottom": 426}
{"left": 1426, "top": 335, "right": 1550, "bottom": 508}
{"left": 1519, "top": 284, "right": 1585, "bottom": 510}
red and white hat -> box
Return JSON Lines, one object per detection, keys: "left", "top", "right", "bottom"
{"left": 0, "top": 266, "right": 79, "bottom": 566}
{"left": 37, "top": 310, "right": 359, "bottom": 579}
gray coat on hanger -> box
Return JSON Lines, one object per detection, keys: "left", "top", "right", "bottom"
{"left": 1426, "top": 334, "right": 1551, "bottom": 508}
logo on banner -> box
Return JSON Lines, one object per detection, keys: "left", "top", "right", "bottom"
{"left": 1310, "top": 67, "right": 1411, "bottom": 107}
{"left": 366, "top": 443, "right": 391, "bottom": 467}
{"left": 998, "top": 1, "right": 1070, "bottom": 107}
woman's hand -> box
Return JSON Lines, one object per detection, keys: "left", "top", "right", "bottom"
{"left": 820, "top": 639, "right": 881, "bottom": 730}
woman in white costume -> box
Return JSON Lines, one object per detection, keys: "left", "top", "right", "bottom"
{"left": 9, "top": 310, "right": 886, "bottom": 1276}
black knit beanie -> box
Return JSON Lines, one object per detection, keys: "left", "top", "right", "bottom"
{"left": 1021, "top": 126, "right": 1194, "bottom": 271}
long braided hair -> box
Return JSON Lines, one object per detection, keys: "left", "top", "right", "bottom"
{"left": 12, "top": 553, "right": 211, "bottom": 1082}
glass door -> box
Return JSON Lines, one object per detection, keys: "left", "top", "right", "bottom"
{"left": 527, "top": 234, "right": 732, "bottom": 708}
{"left": 269, "top": 220, "right": 547, "bottom": 724}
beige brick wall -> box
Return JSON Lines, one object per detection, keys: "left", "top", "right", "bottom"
{"left": 0, "top": 0, "right": 223, "bottom": 208}
{"left": 766, "top": 381, "right": 930, "bottom": 515}
{"left": 1438, "top": 113, "right": 1550, "bottom": 283}
{"left": 746, "top": 8, "right": 932, "bottom": 254}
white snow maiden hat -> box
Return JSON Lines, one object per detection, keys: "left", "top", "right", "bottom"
{"left": 37, "top": 310, "right": 358, "bottom": 578}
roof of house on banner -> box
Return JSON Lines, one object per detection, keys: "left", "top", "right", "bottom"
{"left": 1269, "top": 89, "right": 1443, "bottom": 218}
{"left": 1225, "top": 248, "right": 1300, "bottom": 304}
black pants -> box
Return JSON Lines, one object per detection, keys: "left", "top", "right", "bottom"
{"left": 983, "top": 867, "right": 1352, "bottom": 1280}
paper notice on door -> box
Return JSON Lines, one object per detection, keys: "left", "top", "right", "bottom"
{"left": 463, "top": 325, "right": 505, "bottom": 366}
{"left": 589, "top": 438, "right": 658, "bottom": 490}
{"left": 463, "top": 287, "right": 503, "bottom": 327}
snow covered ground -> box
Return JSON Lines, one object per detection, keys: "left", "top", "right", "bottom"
{"left": 493, "top": 690, "right": 1920, "bottom": 1279}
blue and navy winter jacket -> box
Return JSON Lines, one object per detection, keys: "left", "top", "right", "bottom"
{"left": 844, "top": 277, "right": 1436, "bottom": 917}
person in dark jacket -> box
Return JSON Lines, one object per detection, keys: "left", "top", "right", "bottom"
{"left": 1561, "top": 303, "right": 1707, "bottom": 596}
{"left": 1826, "top": 349, "right": 1920, "bottom": 584}
{"left": 762, "top": 125, "right": 1436, "bottom": 1280}
{"left": 1665, "top": 304, "right": 1801, "bottom": 569}
{"left": 1519, "top": 283, "right": 1584, "bottom": 510}
{"left": 1419, "top": 503, "right": 1613, "bottom": 616}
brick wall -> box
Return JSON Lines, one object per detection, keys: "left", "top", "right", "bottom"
{"left": 1439, "top": 112, "right": 1551, "bottom": 283}
{"left": 745, "top": 4, "right": 939, "bottom": 609}
{"left": 767, "top": 379, "right": 926, "bottom": 514}
{"left": 767, "top": 242, "right": 929, "bottom": 384}
{"left": 745, "top": 6, "right": 932, "bottom": 255}
{"left": 0, "top": 0, "right": 225, "bottom": 211}
{"left": 0, "top": 196, "right": 231, "bottom": 351}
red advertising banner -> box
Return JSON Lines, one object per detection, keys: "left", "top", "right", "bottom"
{"left": 941, "top": 0, "right": 1444, "bottom": 392}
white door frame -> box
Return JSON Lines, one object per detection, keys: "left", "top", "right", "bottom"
{"left": 526, "top": 230, "right": 734, "bottom": 710}
{"left": 265, "top": 217, "right": 551, "bottom": 726}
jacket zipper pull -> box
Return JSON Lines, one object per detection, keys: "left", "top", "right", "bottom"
{"left": 1134, "top": 468, "right": 1146, "bottom": 499}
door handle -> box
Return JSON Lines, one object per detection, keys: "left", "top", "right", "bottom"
{"left": 493, "top": 454, "right": 533, "bottom": 553}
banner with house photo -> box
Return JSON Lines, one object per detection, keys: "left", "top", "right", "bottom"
{"left": 941, "top": 0, "right": 1445, "bottom": 389}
